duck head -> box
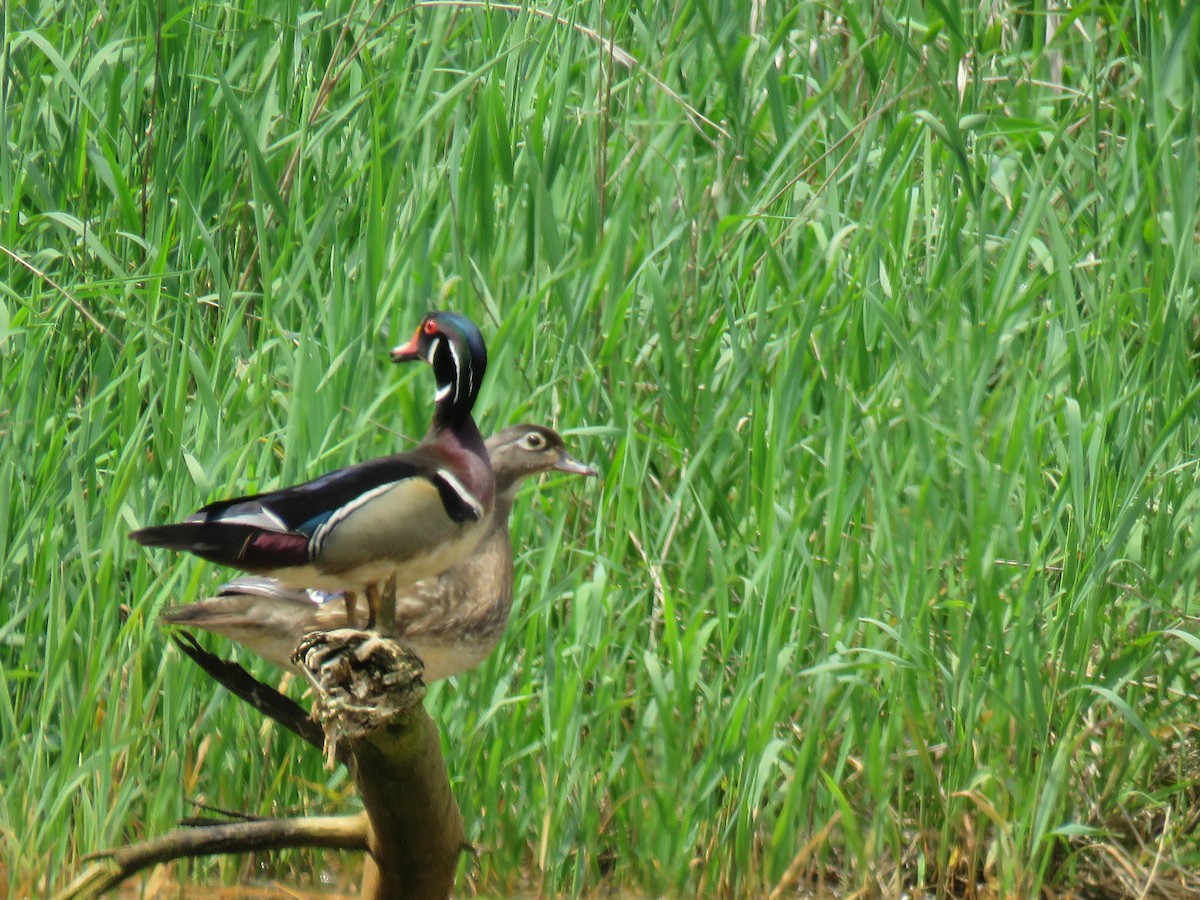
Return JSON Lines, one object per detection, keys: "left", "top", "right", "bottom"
{"left": 487, "top": 424, "right": 598, "bottom": 499}
{"left": 392, "top": 311, "right": 488, "bottom": 429}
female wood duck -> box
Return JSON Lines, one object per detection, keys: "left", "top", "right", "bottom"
{"left": 131, "top": 311, "right": 495, "bottom": 631}
{"left": 158, "top": 424, "right": 597, "bottom": 680}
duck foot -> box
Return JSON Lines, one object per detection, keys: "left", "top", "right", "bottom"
{"left": 293, "top": 628, "right": 426, "bottom": 767}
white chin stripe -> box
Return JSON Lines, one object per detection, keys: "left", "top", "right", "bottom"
{"left": 426, "top": 335, "right": 442, "bottom": 367}
{"left": 435, "top": 383, "right": 452, "bottom": 402}
{"left": 435, "top": 468, "right": 483, "bottom": 519}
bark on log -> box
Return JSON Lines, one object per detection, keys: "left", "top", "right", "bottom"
{"left": 352, "top": 707, "right": 466, "bottom": 899}
{"left": 294, "top": 628, "right": 466, "bottom": 900}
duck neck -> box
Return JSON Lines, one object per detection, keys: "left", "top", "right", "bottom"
{"left": 434, "top": 408, "right": 488, "bottom": 458}
{"left": 427, "top": 409, "right": 493, "bottom": 508}
{"left": 429, "top": 339, "right": 483, "bottom": 432}
{"left": 491, "top": 480, "right": 522, "bottom": 522}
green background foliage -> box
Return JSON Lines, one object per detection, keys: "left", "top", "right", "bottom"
{"left": 3, "top": 0, "right": 1200, "bottom": 895}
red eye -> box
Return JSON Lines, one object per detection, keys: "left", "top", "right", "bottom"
{"left": 423, "top": 319, "right": 438, "bottom": 336}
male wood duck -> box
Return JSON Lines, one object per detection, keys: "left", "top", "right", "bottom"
{"left": 158, "top": 424, "right": 596, "bottom": 680}
{"left": 131, "top": 311, "right": 495, "bottom": 631}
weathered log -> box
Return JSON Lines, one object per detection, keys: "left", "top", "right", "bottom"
{"left": 60, "top": 626, "right": 465, "bottom": 899}
{"left": 294, "top": 628, "right": 466, "bottom": 900}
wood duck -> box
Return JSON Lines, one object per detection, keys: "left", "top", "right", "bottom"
{"left": 158, "top": 424, "right": 597, "bottom": 680}
{"left": 131, "top": 311, "right": 495, "bottom": 631}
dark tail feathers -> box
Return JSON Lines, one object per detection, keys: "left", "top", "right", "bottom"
{"left": 129, "top": 523, "right": 229, "bottom": 555}
{"left": 129, "top": 523, "right": 308, "bottom": 571}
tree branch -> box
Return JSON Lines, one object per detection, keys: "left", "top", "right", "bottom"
{"left": 169, "top": 630, "right": 330, "bottom": 755}
{"left": 56, "top": 814, "right": 369, "bottom": 900}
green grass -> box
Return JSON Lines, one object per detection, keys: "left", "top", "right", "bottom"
{"left": 3, "top": 0, "right": 1200, "bottom": 896}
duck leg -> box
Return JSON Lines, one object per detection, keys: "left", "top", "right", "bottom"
{"left": 368, "top": 574, "right": 398, "bottom": 639}
{"left": 343, "top": 590, "right": 360, "bottom": 628}
{"left": 363, "top": 582, "right": 381, "bottom": 631}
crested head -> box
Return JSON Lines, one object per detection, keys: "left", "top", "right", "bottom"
{"left": 485, "top": 423, "right": 597, "bottom": 498}
{"left": 392, "top": 311, "right": 488, "bottom": 430}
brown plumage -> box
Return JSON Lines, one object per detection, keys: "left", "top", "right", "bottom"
{"left": 158, "top": 424, "right": 596, "bottom": 680}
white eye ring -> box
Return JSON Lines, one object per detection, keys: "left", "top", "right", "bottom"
{"left": 522, "top": 433, "right": 546, "bottom": 450}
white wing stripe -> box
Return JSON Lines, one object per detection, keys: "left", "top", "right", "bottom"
{"left": 217, "top": 508, "right": 289, "bottom": 532}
